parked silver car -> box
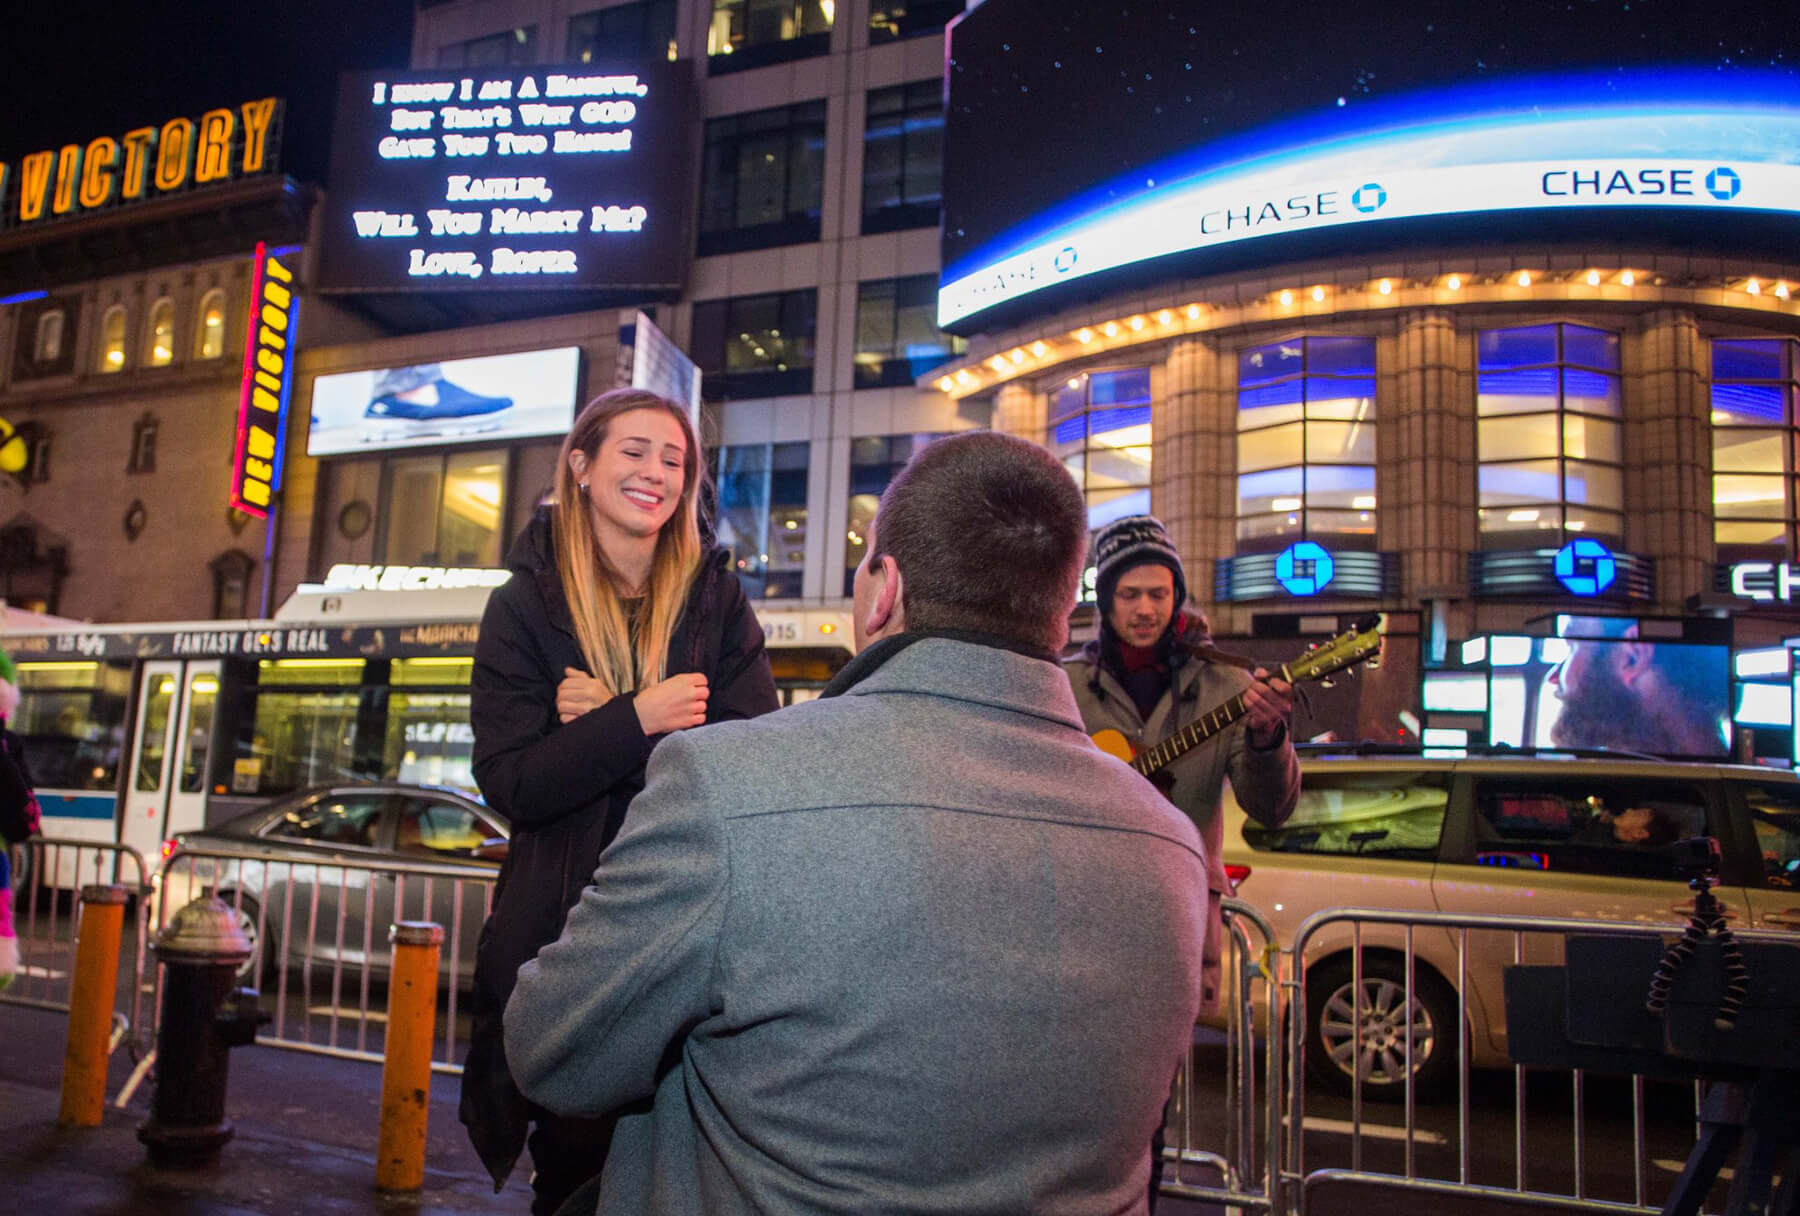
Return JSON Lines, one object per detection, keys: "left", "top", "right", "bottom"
{"left": 152, "top": 783, "right": 507, "bottom": 985}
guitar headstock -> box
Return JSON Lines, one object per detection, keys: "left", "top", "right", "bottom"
{"left": 1284, "top": 614, "right": 1383, "bottom": 686}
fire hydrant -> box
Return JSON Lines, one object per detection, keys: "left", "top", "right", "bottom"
{"left": 138, "top": 895, "right": 269, "bottom": 1167}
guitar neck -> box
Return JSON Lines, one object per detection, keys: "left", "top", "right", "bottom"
{"left": 1130, "top": 661, "right": 1288, "bottom": 778}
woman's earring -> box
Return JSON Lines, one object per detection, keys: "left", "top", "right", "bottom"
{"left": 578, "top": 481, "right": 589, "bottom": 493}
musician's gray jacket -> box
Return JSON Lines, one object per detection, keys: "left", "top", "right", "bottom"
{"left": 504, "top": 634, "right": 1208, "bottom": 1214}
{"left": 1065, "top": 635, "right": 1299, "bottom": 1013}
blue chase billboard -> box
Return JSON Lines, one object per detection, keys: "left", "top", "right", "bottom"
{"left": 940, "top": 1, "right": 1800, "bottom": 329}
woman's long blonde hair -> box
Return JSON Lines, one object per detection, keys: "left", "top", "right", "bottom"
{"left": 552, "top": 388, "right": 705, "bottom": 696}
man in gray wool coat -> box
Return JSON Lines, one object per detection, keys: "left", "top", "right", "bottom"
{"left": 504, "top": 431, "right": 1209, "bottom": 1215}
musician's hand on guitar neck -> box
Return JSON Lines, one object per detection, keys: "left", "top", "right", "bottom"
{"left": 1244, "top": 668, "right": 1294, "bottom": 747}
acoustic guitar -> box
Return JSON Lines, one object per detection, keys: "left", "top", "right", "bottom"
{"left": 1090, "top": 615, "right": 1383, "bottom": 778}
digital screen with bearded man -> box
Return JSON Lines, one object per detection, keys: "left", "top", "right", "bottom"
{"left": 1523, "top": 621, "right": 1731, "bottom": 759}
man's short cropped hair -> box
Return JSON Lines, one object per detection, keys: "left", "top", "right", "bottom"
{"left": 873, "top": 432, "right": 1088, "bottom": 654}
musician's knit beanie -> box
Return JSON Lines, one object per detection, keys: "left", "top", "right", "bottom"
{"left": 1093, "top": 514, "right": 1188, "bottom": 616}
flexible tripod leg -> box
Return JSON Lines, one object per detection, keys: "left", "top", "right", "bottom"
{"left": 1663, "top": 1083, "right": 1748, "bottom": 1216}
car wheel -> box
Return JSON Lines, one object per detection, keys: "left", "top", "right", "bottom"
{"left": 217, "top": 892, "right": 276, "bottom": 986}
{"left": 1305, "top": 955, "right": 1458, "bottom": 1101}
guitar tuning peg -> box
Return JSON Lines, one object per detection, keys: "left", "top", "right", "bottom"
{"left": 1365, "top": 657, "right": 1382, "bottom": 670}
{"left": 1318, "top": 677, "right": 1335, "bottom": 689}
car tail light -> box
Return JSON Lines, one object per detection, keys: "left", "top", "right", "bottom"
{"left": 1224, "top": 863, "right": 1252, "bottom": 893}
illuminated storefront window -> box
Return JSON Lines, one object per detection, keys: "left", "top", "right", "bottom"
{"left": 99, "top": 305, "right": 127, "bottom": 373}
{"left": 845, "top": 433, "right": 945, "bottom": 594}
{"left": 146, "top": 298, "right": 175, "bottom": 367}
{"left": 1712, "top": 337, "right": 1800, "bottom": 553}
{"left": 1052, "top": 367, "right": 1152, "bottom": 530}
{"left": 698, "top": 102, "right": 827, "bottom": 255}
{"left": 707, "top": 0, "right": 832, "bottom": 72}
{"left": 379, "top": 448, "right": 506, "bottom": 567}
{"left": 852, "top": 276, "right": 964, "bottom": 389}
{"left": 863, "top": 81, "right": 942, "bottom": 234}
{"left": 716, "top": 441, "right": 809, "bottom": 599}
{"left": 1477, "top": 324, "right": 1621, "bottom": 548}
{"left": 1236, "top": 336, "right": 1376, "bottom": 550}
{"left": 196, "top": 289, "right": 226, "bottom": 360}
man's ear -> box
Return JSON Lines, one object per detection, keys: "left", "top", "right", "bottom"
{"left": 1614, "top": 639, "right": 1655, "bottom": 687}
{"left": 864, "top": 553, "right": 905, "bottom": 638}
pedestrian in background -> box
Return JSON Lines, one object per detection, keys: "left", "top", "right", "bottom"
{"left": 0, "top": 650, "right": 43, "bottom": 989}
{"left": 459, "top": 388, "right": 779, "bottom": 1215}
{"left": 505, "top": 431, "right": 1208, "bottom": 1215}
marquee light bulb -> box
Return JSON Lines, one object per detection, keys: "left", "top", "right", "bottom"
{"left": 1008, "top": 348, "right": 1026, "bottom": 365}
{"left": 1279, "top": 289, "right": 1294, "bottom": 307}
{"left": 1586, "top": 269, "right": 1601, "bottom": 286}
{"left": 1030, "top": 341, "right": 1049, "bottom": 356}
{"left": 1185, "top": 303, "right": 1202, "bottom": 320}
{"left": 1620, "top": 270, "right": 1636, "bottom": 287}
{"left": 1516, "top": 271, "right": 1533, "bottom": 287}
{"left": 1102, "top": 321, "right": 1120, "bottom": 337}
{"left": 1311, "top": 286, "right": 1325, "bottom": 302}
{"left": 1746, "top": 277, "right": 1762, "bottom": 295}
{"left": 1776, "top": 282, "right": 1791, "bottom": 300}
{"left": 1128, "top": 315, "right": 1145, "bottom": 331}
{"left": 1377, "top": 279, "right": 1392, "bottom": 295}
{"left": 1076, "top": 328, "right": 1095, "bottom": 343}
{"left": 1446, "top": 274, "right": 1461, "bottom": 290}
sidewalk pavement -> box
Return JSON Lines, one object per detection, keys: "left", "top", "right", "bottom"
{"left": 1, "top": 1003, "right": 534, "bottom": 1215}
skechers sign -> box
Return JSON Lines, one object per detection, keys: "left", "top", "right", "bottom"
{"left": 937, "top": 76, "right": 1800, "bottom": 327}
{"left": 315, "top": 64, "right": 693, "bottom": 293}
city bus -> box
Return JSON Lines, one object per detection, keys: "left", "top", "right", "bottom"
{"left": 2, "top": 567, "right": 853, "bottom": 887}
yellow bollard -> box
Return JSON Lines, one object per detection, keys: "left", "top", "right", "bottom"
{"left": 376, "top": 921, "right": 442, "bottom": 1193}
{"left": 59, "top": 884, "right": 128, "bottom": 1127}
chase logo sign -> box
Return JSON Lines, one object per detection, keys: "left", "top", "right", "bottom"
{"left": 1276, "top": 541, "right": 1336, "bottom": 596}
{"left": 1705, "top": 166, "right": 1741, "bottom": 200}
{"left": 1554, "top": 538, "right": 1616, "bottom": 597}
{"left": 1350, "top": 182, "right": 1386, "bottom": 213}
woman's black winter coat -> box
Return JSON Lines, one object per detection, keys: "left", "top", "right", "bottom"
{"left": 458, "top": 507, "right": 779, "bottom": 1186}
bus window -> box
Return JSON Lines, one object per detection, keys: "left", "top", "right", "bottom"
{"left": 12, "top": 660, "right": 130, "bottom": 791}
{"left": 243, "top": 690, "right": 360, "bottom": 795}
{"left": 135, "top": 675, "right": 177, "bottom": 792}
{"left": 178, "top": 672, "right": 218, "bottom": 793}
{"left": 385, "top": 691, "right": 475, "bottom": 793}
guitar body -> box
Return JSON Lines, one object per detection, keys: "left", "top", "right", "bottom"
{"left": 1090, "top": 728, "right": 1137, "bottom": 764}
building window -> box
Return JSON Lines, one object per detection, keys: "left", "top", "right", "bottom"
{"left": 1236, "top": 336, "right": 1377, "bottom": 551}
{"left": 146, "top": 297, "right": 175, "bottom": 367}
{"left": 862, "top": 81, "right": 943, "bottom": 234}
{"left": 853, "top": 276, "right": 964, "bottom": 388}
{"left": 1052, "top": 367, "right": 1153, "bottom": 530}
{"left": 1711, "top": 337, "right": 1800, "bottom": 553}
{"left": 1476, "top": 323, "right": 1622, "bottom": 548}
{"left": 128, "top": 413, "right": 159, "bottom": 474}
{"left": 691, "top": 289, "right": 817, "bottom": 401}
{"left": 196, "top": 289, "right": 227, "bottom": 360}
{"left": 34, "top": 310, "right": 64, "bottom": 362}
{"left": 99, "top": 305, "right": 128, "bottom": 373}
{"left": 569, "top": 0, "right": 677, "bottom": 61}
{"left": 437, "top": 27, "right": 538, "bottom": 67}
{"left": 698, "top": 101, "right": 827, "bottom": 255}
{"left": 845, "top": 433, "right": 944, "bottom": 594}
{"left": 14, "top": 421, "right": 50, "bottom": 487}
{"left": 210, "top": 549, "right": 255, "bottom": 619}
{"left": 869, "top": 0, "right": 964, "bottom": 43}
{"left": 378, "top": 448, "right": 508, "bottom": 567}
{"left": 707, "top": 0, "right": 832, "bottom": 73}
{"left": 716, "top": 442, "right": 808, "bottom": 598}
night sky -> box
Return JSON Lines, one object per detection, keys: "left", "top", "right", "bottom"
{"left": 944, "top": 0, "right": 1800, "bottom": 268}
{"left": 0, "top": 1, "right": 416, "bottom": 184}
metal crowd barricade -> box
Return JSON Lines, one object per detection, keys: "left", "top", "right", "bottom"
{"left": 1160, "top": 896, "right": 1286, "bottom": 1213}
{"left": 153, "top": 846, "right": 495, "bottom": 1074}
{"left": 1280, "top": 907, "right": 1795, "bottom": 1216}
{"left": 3, "top": 837, "right": 151, "bottom": 1058}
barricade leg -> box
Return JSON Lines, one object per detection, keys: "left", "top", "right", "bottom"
{"left": 59, "top": 884, "right": 129, "bottom": 1127}
{"left": 376, "top": 921, "right": 442, "bottom": 1192}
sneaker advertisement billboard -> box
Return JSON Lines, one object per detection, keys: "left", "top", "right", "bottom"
{"left": 306, "top": 346, "right": 581, "bottom": 455}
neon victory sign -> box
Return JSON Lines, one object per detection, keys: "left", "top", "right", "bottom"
{"left": 0, "top": 99, "right": 282, "bottom": 229}
{"left": 938, "top": 76, "right": 1800, "bottom": 326}
{"left": 230, "top": 244, "right": 297, "bottom": 517}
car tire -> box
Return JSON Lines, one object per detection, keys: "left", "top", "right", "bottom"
{"left": 217, "top": 892, "right": 276, "bottom": 986}
{"left": 1305, "top": 954, "right": 1458, "bottom": 1101}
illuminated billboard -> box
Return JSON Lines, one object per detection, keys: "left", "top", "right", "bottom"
{"left": 940, "top": 1, "right": 1800, "bottom": 329}
{"left": 231, "top": 244, "right": 299, "bottom": 516}
{"left": 0, "top": 98, "right": 282, "bottom": 230}
{"left": 307, "top": 346, "right": 581, "bottom": 455}
{"left": 315, "top": 64, "right": 693, "bottom": 294}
